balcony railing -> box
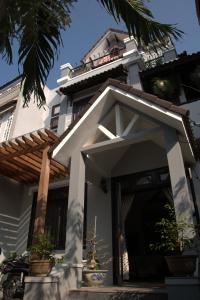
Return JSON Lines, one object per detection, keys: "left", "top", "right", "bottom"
{"left": 144, "top": 55, "right": 165, "bottom": 70}
{"left": 71, "top": 47, "right": 126, "bottom": 78}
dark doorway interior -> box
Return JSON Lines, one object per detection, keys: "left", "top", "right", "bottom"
{"left": 112, "top": 167, "right": 171, "bottom": 284}
{"left": 125, "top": 189, "right": 169, "bottom": 281}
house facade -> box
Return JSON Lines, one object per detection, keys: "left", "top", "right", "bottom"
{"left": 0, "top": 29, "right": 200, "bottom": 297}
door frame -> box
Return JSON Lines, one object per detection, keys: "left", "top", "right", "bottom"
{"left": 111, "top": 166, "right": 170, "bottom": 284}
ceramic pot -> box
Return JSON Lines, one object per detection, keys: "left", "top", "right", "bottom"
{"left": 30, "top": 260, "right": 53, "bottom": 277}
{"left": 83, "top": 270, "right": 107, "bottom": 287}
{"left": 165, "top": 255, "right": 197, "bottom": 276}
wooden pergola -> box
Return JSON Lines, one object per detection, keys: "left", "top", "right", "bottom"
{"left": 0, "top": 128, "right": 69, "bottom": 236}
{"left": 0, "top": 128, "right": 68, "bottom": 183}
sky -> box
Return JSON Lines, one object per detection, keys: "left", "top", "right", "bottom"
{"left": 0, "top": 0, "right": 200, "bottom": 89}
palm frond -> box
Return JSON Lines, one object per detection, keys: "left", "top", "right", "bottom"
{"left": 18, "top": 1, "right": 75, "bottom": 107}
{"left": 97, "top": 0, "right": 183, "bottom": 48}
{"left": 0, "top": 0, "right": 182, "bottom": 107}
{"left": 0, "top": 0, "right": 19, "bottom": 64}
{"left": 196, "top": 0, "right": 200, "bottom": 24}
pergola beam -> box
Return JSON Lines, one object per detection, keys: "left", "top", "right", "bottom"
{"left": 0, "top": 142, "right": 50, "bottom": 161}
{"left": 0, "top": 129, "right": 68, "bottom": 183}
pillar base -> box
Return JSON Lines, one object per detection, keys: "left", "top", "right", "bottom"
{"left": 23, "top": 276, "right": 59, "bottom": 300}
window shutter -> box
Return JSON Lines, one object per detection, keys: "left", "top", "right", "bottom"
{"left": 3, "top": 114, "right": 14, "bottom": 141}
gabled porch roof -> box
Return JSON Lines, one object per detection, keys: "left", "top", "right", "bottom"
{"left": 0, "top": 128, "right": 68, "bottom": 184}
{"left": 51, "top": 79, "right": 198, "bottom": 166}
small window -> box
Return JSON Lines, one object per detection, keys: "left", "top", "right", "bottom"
{"left": 52, "top": 104, "right": 60, "bottom": 117}
{"left": 50, "top": 104, "right": 60, "bottom": 132}
{"left": 136, "top": 175, "right": 152, "bottom": 186}
{"left": 3, "top": 114, "right": 13, "bottom": 141}
{"left": 72, "top": 97, "right": 91, "bottom": 121}
{"left": 50, "top": 117, "right": 59, "bottom": 130}
{"left": 160, "top": 172, "right": 169, "bottom": 182}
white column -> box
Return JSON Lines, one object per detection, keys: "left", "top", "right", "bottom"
{"left": 65, "top": 150, "right": 85, "bottom": 289}
{"left": 164, "top": 127, "right": 194, "bottom": 224}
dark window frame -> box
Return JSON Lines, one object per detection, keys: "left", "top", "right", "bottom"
{"left": 50, "top": 104, "right": 61, "bottom": 132}
{"left": 27, "top": 187, "right": 68, "bottom": 250}
{"left": 51, "top": 104, "right": 60, "bottom": 117}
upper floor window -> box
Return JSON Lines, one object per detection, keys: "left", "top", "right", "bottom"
{"left": 3, "top": 114, "right": 14, "bottom": 141}
{"left": 72, "top": 96, "right": 91, "bottom": 121}
{"left": 50, "top": 104, "right": 60, "bottom": 132}
{"left": 0, "top": 109, "right": 15, "bottom": 143}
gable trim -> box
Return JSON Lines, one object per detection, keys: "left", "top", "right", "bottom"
{"left": 50, "top": 79, "right": 198, "bottom": 161}
{"left": 52, "top": 87, "right": 112, "bottom": 158}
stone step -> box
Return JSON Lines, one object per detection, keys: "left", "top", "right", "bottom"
{"left": 69, "top": 287, "right": 168, "bottom": 300}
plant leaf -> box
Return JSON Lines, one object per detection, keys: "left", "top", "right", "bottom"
{"left": 97, "top": 0, "right": 183, "bottom": 48}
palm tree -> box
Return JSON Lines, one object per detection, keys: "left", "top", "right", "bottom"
{"left": 0, "top": 0, "right": 182, "bottom": 107}
{"left": 196, "top": 0, "right": 200, "bottom": 24}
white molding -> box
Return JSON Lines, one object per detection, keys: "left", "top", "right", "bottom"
{"left": 115, "top": 104, "right": 123, "bottom": 136}
{"left": 52, "top": 87, "right": 111, "bottom": 158}
{"left": 122, "top": 114, "right": 139, "bottom": 136}
{"left": 111, "top": 86, "right": 183, "bottom": 122}
{"left": 98, "top": 124, "right": 116, "bottom": 140}
{"left": 83, "top": 127, "right": 161, "bottom": 154}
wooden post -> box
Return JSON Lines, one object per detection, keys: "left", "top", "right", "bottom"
{"left": 33, "top": 146, "right": 50, "bottom": 236}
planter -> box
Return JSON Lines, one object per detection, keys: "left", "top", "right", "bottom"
{"left": 165, "top": 255, "right": 197, "bottom": 276}
{"left": 83, "top": 270, "right": 108, "bottom": 287}
{"left": 30, "top": 260, "right": 53, "bottom": 277}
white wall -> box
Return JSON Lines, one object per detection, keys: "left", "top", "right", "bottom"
{"left": 127, "top": 63, "right": 142, "bottom": 90}
{"left": 0, "top": 176, "right": 22, "bottom": 259}
{"left": 12, "top": 86, "right": 50, "bottom": 138}
{"left": 16, "top": 186, "right": 33, "bottom": 254}
{"left": 9, "top": 85, "right": 71, "bottom": 138}
{"left": 86, "top": 182, "right": 113, "bottom": 285}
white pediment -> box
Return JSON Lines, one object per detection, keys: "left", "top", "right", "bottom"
{"left": 52, "top": 85, "right": 195, "bottom": 166}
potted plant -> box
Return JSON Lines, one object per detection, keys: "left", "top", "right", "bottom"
{"left": 82, "top": 216, "right": 108, "bottom": 286}
{"left": 150, "top": 204, "right": 199, "bottom": 276}
{"left": 29, "top": 234, "right": 55, "bottom": 277}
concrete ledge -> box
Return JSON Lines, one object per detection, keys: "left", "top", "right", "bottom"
{"left": 25, "top": 276, "right": 59, "bottom": 283}
{"left": 24, "top": 276, "right": 60, "bottom": 300}
{"left": 165, "top": 277, "right": 200, "bottom": 285}
{"left": 165, "top": 277, "right": 200, "bottom": 300}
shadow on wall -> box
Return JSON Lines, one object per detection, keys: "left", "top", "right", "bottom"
{"left": 63, "top": 199, "right": 84, "bottom": 287}
{"left": 16, "top": 203, "right": 32, "bottom": 254}
{"left": 0, "top": 213, "right": 19, "bottom": 259}
{"left": 24, "top": 199, "right": 84, "bottom": 300}
{"left": 0, "top": 176, "right": 23, "bottom": 259}
{"left": 173, "top": 176, "right": 193, "bottom": 219}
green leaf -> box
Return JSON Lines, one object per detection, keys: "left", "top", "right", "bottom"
{"left": 97, "top": 0, "right": 183, "bottom": 49}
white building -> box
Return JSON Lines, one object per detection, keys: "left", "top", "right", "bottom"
{"left": 0, "top": 28, "right": 200, "bottom": 299}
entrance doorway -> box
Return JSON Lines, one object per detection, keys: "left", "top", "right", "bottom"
{"left": 112, "top": 167, "right": 172, "bottom": 284}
